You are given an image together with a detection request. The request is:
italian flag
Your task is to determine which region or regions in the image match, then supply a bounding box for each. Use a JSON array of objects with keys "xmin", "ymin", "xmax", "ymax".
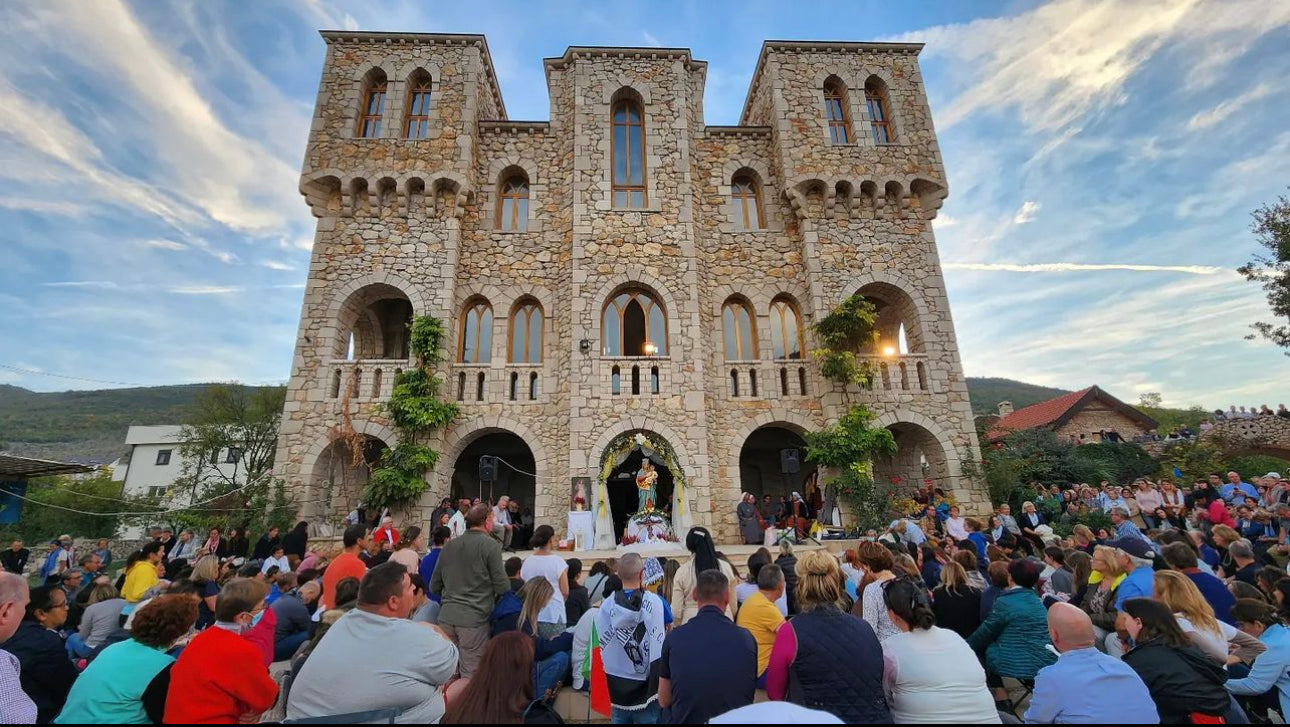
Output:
[{"xmin": 584, "ymin": 621, "xmax": 611, "ymax": 716}]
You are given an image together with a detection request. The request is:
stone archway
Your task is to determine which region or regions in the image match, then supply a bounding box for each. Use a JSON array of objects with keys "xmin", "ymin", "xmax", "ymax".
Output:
[
  {"xmin": 308, "ymin": 433, "xmax": 391, "ymax": 522},
  {"xmin": 450, "ymin": 431, "xmax": 538, "ymax": 548},
  {"xmin": 873, "ymin": 421, "xmax": 951, "ymax": 496},
  {"xmin": 591, "ymin": 428, "xmax": 692, "ymax": 548}
]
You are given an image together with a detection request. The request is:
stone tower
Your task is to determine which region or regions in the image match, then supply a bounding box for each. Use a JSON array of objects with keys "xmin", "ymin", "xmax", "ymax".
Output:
[{"xmin": 274, "ymin": 33, "xmax": 986, "ymax": 543}]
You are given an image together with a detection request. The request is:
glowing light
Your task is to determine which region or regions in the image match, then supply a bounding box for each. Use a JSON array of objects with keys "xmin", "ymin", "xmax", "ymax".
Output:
[
  {"xmin": 643, "ymin": 342, "xmax": 658, "ymax": 356},
  {"xmin": 882, "ymin": 346, "xmax": 897, "ymax": 356}
]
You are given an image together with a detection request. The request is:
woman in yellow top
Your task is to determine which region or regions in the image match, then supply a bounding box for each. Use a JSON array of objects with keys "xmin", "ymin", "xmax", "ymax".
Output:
[{"xmin": 121, "ymin": 541, "xmax": 166, "ymax": 603}]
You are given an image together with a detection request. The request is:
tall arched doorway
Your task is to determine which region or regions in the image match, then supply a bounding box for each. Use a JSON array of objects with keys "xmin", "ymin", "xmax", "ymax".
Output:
[
  {"xmin": 873, "ymin": 422, "xmax": 948, "ymax": 494},
  {"xmin": 739, "ymin": 425, "xmax": 817, "ymax": 518},
  {"xmin": 606, "ymin": 449, "xmax": 675, "ymax": 541},
  {"xmin": 450, "ymin": 431, "xmax": 537, "ymax": 525},
  {"xmin": 311, "ymin": 434, "xmax": 390, "ymax": 519}
]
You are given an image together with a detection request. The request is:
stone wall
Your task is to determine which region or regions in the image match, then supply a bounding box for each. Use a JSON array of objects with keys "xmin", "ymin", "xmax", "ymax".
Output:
[
  {"xmin": 1055, "ymin": 406, "xmax": 1150, "ymax": 443},
  {"xmin": 275, "ymin": 34, "xmax": 990, "ymax": 544}
]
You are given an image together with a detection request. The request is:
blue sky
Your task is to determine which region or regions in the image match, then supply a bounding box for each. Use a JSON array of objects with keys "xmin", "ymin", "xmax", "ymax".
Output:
[{"xmin": 1, "ymin": 0, "xmax": 1287, "ymax": 408}]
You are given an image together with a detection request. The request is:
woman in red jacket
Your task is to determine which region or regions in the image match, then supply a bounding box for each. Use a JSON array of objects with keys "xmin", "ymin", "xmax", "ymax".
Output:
[{"xmin": 164, "ymin": 579, "xmax": 279, "ymax": 723}]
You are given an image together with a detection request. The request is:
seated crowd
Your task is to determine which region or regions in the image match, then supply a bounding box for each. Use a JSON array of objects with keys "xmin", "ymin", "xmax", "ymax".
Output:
[{"xmin": 4, "ymin": 469, "xmax": 1290, "ymax": 723}]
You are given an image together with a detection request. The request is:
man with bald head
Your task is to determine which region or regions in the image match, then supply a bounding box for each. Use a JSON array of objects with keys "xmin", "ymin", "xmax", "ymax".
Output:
[
  {"xmin": 0, "ymin": 572, "xmax": 36, "ymax": 722},
  {"xmin": 1023, "ymin": 603, "xmax": 1158, "ymax": 724}
]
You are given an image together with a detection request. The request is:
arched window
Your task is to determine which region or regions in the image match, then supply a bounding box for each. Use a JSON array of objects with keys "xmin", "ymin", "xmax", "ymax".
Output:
[
  {"xmin": 602, "ymin": 288, "xmax": 667, "ymax": 356},
  {"xmin": 770, "ymin": 298, "xmax": 804, "ymax": 360},
  {"xmin": 611, "ymin": 95, "xmax": 646, "ymax": 208},
  {"xmin": 496, "ymin": 173, "xmax": 529, "ymax": 232},
  {"xmin": 722, "ymin": 299, "xmax": 756, "ymax": 361},
  {"xmin": 823, "ymin": 78, "xmax": 851, "ymax": 145},
  {"xmin": 865, "ymin": 77, "xmax": 893, "ymax": 145},
  {"xmin": 509, "ymin": 300, "xmax": 542, "ymax": 363},
  {"xmin": 458, "ymin": 299, "xmax": 493, "ymax": 363},
  {"xmin": 356, "ymin": 70, "xmax": 387, "ymax": 138},
  {"xmin": 732, "ymin": 173, "xmax": 764, "ymax": 231},
  {"xmin": 404, "ymin": 71, "xmax": 433, "ymax": 139}
]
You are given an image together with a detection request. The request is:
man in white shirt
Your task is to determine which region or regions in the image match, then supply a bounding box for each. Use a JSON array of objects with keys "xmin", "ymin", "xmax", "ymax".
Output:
[
  {"xmin": 446, "ymin": 499, "xmax": 469, "ymax": 538},
  {"xmin": 492, "ymin": 496, "xmax": 515, "ymax": 552},
  {"xmin": 261, "ymin": 544, "xmax": 291, "ymax": 575}
]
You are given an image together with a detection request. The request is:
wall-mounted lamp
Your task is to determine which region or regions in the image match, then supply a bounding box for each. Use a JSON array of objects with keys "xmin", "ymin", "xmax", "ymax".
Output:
[
  {"xmin": 579, "ymin": 339, "xmax": 592, "ymax": 354},
  {"xmin": 643, "ymin": 342, "xmax": 658, "ymax": 356},
  {"xmin": 882, "ymin": 346, "xmax": 897, "ymax": 357}
]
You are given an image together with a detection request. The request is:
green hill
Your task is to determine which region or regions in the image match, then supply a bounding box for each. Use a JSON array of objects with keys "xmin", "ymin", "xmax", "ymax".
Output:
[{"xmin": 0, "ymin": 377, "xmax": 1165, "ymax": 464}]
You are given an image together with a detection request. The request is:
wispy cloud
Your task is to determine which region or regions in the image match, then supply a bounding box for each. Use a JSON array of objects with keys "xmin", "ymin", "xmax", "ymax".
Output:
[
  {"xmin": 141, "ymin": 239, "xmax": 188, "ymax": 251},
  {"xmin": 1189, "ymin": 83, "xmax": 1273, "ymax": 129},
  {"xmin": 0, "ymin": 198, "xmax": 92, "ymax": 216},
  {"xmin": 641, "ymin": 30, "xmax": 662, "ymax": 47},
  {"xmin": 260, "ymin": 260, "xmax": 295, "ymax": 271},
  {"xmin": 169, "ymin": 286, "xmax": 242, "ymax": 295},
  {"xmin": 944, "ymin": 262, "xmax": 1229, "ymax": 275},
  {"xmin": 1012, "ymin": 201, "xmax": 1040, "ymax": 225}
]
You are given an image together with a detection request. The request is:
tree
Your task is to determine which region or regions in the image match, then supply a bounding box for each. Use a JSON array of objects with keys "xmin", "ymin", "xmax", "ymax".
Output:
[
  {"xmin": 804, "ymin": 405, "xmax": 898, "ymax": 531},
  {"xmin": 1239, "ymin": 190, "xmax": 1290, "ymax": 354},
  {"xmin": 1138, "ymin": 392, "xmax": 1163, "ymax": 409},
  {"xmin": 810, "ymin": 294, "xmax": 879, "ymax": 391},
  {"xmin": 0, "ymin": 469, "xmax": 154, "ymax": 544}
]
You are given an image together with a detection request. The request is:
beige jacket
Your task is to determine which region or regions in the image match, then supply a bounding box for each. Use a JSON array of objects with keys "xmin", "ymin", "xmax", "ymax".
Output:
[{"xmin": 670, "ymin": 559, "xmax": 738, "ymax": 625}]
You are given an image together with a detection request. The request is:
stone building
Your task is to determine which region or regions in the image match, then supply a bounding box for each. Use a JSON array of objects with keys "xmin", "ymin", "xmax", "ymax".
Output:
[
  {"xmin": 274, "ymin": 32, "xmax": 987, "ymax": 543},
  {"xmin": 987, "ymin": 386, "xmax": 1157, "ymax": 444}
]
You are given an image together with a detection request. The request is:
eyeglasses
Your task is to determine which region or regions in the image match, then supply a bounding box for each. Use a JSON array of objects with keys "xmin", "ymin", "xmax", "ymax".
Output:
[{"xmin": 49, "ymin": 602, "xmax": 69, "ymax": 610}]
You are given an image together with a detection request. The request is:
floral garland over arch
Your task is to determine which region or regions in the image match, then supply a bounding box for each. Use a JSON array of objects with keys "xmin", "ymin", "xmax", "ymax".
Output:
[{"xmin": 594, "ymin": 430, "xmax": 688, "ymax": 547}]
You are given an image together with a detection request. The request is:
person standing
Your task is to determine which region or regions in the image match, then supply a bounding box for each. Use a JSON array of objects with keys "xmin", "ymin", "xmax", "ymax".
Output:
[
  {"xmin": 281, "ymin": 521, "xmax": 310, "ymax": 570},
  {"xmin": 737, "ymin": 493, "xmax": 762, "ymax": 545},
  {"xmin": 597, "ymin": 553, "xmax": 670, "ymax": 724},
  {"xmin": 1023, "ymin": 603, "xmax": 1158, "ymax": 723},
  {"xmin": 1, "ymin": 540, "xmax": 29, "ymax": 576},
  {"xmin": 659, "ymin": 570, "xmax": 757, "ymax": 724},
  {"xmin": 670, "ymin": 527, "xmax": 737, "ymax": 625},
  {"xmin": 519, "ymin": 525, "xmax": 569, "ymax": 636},
  {"xmin": 288, "ymin": 563, "xmax": 459, "ymax": 723},
  {"xmin": 418, "ymin": 526, "xmax": 450, "ymax": 602},
  {"xmin": 0, "ymin": 573, "xmax": 35, "ymax": 723},
  {"xmin": 251, "ymin": 526, "xmax": 280, "ymax": 561},
  {"xmin": 430, "ymin": 504, "xmax": 510, "ymax": 678},
  {"xmin": 164, "ymin": 579, "xmax": 279, "ymax": 723},
  {"xmin": 448, "ymin": 499, "xmax": 470, "ymax": 538},
  {"xmin": 492, "ymin": 496, "xmax": 515, "ymax": 552},
  {"xmin": 320, "ymin": 525, "xmax": 369, "ymax": 611},
  {"xmin": 735, "ymin": 563, "xmax": 785, "ymax": 687}
]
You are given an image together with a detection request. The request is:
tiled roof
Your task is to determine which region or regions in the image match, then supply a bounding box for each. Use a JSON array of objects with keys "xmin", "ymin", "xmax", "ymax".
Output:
[{"xmin": 987, "ymin": 387, "xmax": 1095, "ymax": 441}]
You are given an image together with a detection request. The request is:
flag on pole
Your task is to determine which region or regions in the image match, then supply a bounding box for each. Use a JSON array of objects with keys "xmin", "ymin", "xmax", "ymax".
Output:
[{"xmin": 586, "ymin": 620, "xmax": 611, "ymax": 716}]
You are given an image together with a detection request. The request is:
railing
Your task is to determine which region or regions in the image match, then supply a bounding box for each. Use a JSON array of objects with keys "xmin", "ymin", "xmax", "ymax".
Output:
[
  {"xmin": 856, "ymin": 354, "xmax": 933, "ymax": 394},
  {"xmin": 725, "ymin": 360, "xmax": 812, "ymax": 400},
  {"xmin": 326, "ymin": 359, "xmax": 409, "ymax": 401},
  {"xmin": 449, "ymin": 363, "xmax": 547, "ymax": 404},
  {"xmin": 599, "ymin": 357, "xmax": 670, "ymax": 398}
]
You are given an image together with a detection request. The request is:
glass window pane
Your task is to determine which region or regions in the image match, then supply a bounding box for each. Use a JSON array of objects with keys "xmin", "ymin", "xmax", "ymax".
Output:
[
  {"xmin": 648, "ymin": 305, "xmax": 666, "ymax": 354},
  {"xmin": 613, "ymin": 190, "xmax": 626, "ymax": 207},
  {"xmin": 613, "ymin": 105, "xmax": 626, "ymax": 123},
  {"xmin": 786, "ymin": 310, "xmax": 801, "ymax": 359},
  {"xmin": 771, "ymin": 309, "xmax": 786, "ymax": 359},
  {"xmin": 510, "ymin": 315, "xmax": 523, "ymax": 362},
  {"xmin": 479, "ymin": 309, "xmax": 493, "ymax": 363},
  {"xmin": 628, "ymin": 126, "xmax": 643, "ymax": 184},
  {"xmin": 627, "ymin": 105, "xmax": 640, "ymax": 123},
  {"xmin": 603, "ymin": 308, "xmax": 620, "ymax": 355},
  {"xmin": 723, "ymin": 307, "xmax": 737, "ymax": 360},
  {"xmin": 516, "ymin": 198, "xmax": 528, "ymax": 231},
  {"xmin": 528, "ymin": 309, "xmax": 541, "ymax": 362},
  {"xmin": 462, "ymin": 313, "xmax": 477, "ymax": 362},
  {"xmin": 630, "ymin": 190, "xmax": 644, "ymax": 208},
  {"xmin": 738, "ymin": 308, "xmax": 754, "ymax": 359},
  {"xmin": 613, "ymin": 127, "xmax": 628, "ymax": 182},
  {"xmin": 500, "ymin": 198, "xmax": 514, "ymax": 231}
]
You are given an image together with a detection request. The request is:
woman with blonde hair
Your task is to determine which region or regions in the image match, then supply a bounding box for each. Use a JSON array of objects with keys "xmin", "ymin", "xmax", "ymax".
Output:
[
  {"xmin": 765, "ymin": 550, "xmax": 890, "ymax": 722},
  {"xmin": 190, "ymin": 555, "xmax": 222, "ymax": 629},
  {"xmin": 1079, "ymin": 545, "xmax": 1125, "ymax": 652},
  {"xmin": 932, "ymin": 560, "xmax": 982, "ymax": 640},
  {"xmin": 1211, "ymin": 524, "xmax": 1241, "ymax": 578},
  {"xmin": 513, "ymin": 577, "xmax": 574, "ymax": 697},
  {"xmin": 1154, "ymin": 570, "xmax": 1265, "ymax": 665},
  {"xmin": 1071, "ymin": 524, "xmax": 1096, "ymax": 554}
]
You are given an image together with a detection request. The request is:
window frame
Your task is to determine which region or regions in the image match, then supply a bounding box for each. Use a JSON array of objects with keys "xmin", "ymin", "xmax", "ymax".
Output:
[
  {"xmin": 458, "ymin": 299, "xmax": 494, "ymax": 364},
  {"xmin": 722, "ymin": 300, "xmax": 758, "ymax": 361},
  {"xmin": 356, "ymin": 76, "xmax": 387, "ymax": 139},
  {"xmin": 824, "ymin": 80, "xmax": 852, "ymax": 145},
  {"xmin": 770, "ymin": 298, "xmax": 805, "ymax": 361},
  {"xmin": 225, "ymin": 447, "xmax": 243, "ymax": 465},
  {"xmin": 496, "ymin": 174, "xmax": 530, "ymax": 232},
  {"xmin": 155, "ymin": 449, "xmax": 172, "ymax": 466},
  {"xmin": 610, "ymin": 98, "xmax": 648, "ymax": 208},
  {"xmin": 403, "ymin": 73, "xmax": 433, "ymax": 139},
  {"xmin": 865, "ymin": 81, "xmax": 894, "ymax": 145},
  {"xmin": 731, "ymin": 174, "xmax": 764, "ymax": 231},
  {"xmin": 601, "ymin": 289, "xmax": 668, "ymax": 357},
  {"xmin": 508, "ymin": 300, "xmax": 543, "ymax": 363}
]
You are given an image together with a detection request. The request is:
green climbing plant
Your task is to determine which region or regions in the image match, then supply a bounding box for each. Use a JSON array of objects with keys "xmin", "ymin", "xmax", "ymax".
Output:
[
  {"xmin": 810, "ymin": 293, "xmax": 879, "ymax": 388},
  {"xmin": 804, "ymin": 405, "xmax": 898, "ymax": 532},
  {"xmin": 364, "ymin": 315, "xmax": 460, "ymax": 511}
]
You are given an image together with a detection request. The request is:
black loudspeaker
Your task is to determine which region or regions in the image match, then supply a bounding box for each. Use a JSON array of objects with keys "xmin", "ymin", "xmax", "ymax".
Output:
[
  {"xmin": 478, "ymin": 455, "xmax": 498, "ymax": 481},
  {"xmin": 780, "ymin": 448, "xmax": 800, "ymax": 475}
]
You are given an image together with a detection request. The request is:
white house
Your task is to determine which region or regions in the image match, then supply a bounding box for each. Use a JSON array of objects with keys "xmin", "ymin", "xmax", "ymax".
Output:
[{"xmin": 113, "ymin": 425, "xmax": 248, "ymax": 536}]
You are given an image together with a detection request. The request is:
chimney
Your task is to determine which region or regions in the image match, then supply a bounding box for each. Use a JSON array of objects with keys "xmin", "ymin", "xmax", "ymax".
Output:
[{"xmin": 997, "ymin": 401, "xmax": 1014, "ymax": 417}]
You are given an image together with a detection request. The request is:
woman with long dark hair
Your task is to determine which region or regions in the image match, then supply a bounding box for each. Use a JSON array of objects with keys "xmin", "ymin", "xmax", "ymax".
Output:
[
  {"xmin": 443, "ymin": 631, "xmax": 560, "ymax": 724},
  {"xmin": 670, "ymin": 526, "xmax": 737, "ymax": 625},
  {"xmin": 1120, "ymin": 597, "xmax": 1230, "ymax": 723},
  {"xmin": 281, "ymin": 521, "xmax": 309, "ymax": 569},
  {"xmin": 883, "ymin": 576, "xmax": 997, "ymax": 723},
  {"xmin": 519, "ymin": 525, "xmax": 570, "ymax": 637}
]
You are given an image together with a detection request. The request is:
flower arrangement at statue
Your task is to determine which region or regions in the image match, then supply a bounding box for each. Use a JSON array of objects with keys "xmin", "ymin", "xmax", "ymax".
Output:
[{"xmin": 621, "ymin": 506, "xmax": 678, "ymax": 544}]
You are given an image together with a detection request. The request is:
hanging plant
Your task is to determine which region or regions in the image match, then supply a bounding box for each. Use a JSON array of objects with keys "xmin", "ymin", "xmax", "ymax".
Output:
[
  {"xmin": 364, "ymin": 315, "xmax": 459, "ymax": 512},
  {"xmin": 811, "ymin": 293, "xmax": 879, "ymax": 389}
]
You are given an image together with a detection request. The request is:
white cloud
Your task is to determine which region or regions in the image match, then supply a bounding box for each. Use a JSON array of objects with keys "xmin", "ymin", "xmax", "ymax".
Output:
[
  {"xmin": 141, "ymin": 239, "xmax": 188, "ymax": 251},
  {"xmin": 260, "ymin": 260, "xmax": 296, "ymax": 271},
  {"xmin": 41, "ymin": 281, "xmax": 125, "ymax": 290},
  {"xmin": 168, "ymin": 286, "xmax": 243, "ymax": 295},
  {"xmin": 1012, "ymin": 201, "xmax": 1040, "ymax": 225},
  {"xmin": 1188, "ymin": 83, "xmax": 1273, "ymax": 129},
  {"xmin": 944, "ymin": 262, "xmax": 1228, "ymax": 275},
  {"xmin": 0, "ymin": 198, "xmax": 91, "ymax": 216}
]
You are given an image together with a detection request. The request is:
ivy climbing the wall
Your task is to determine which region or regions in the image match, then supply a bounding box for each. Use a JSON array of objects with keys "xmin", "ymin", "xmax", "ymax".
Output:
[
  {"xmin": 811, "ymin": 293, "xmax": 880, "ymax": 390},
  {"xmin": 364, "ymin": 315, "xmax": 460, "ymax": 511}
]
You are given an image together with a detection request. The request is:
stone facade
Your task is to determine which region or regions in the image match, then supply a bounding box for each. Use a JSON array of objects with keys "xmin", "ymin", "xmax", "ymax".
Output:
[
  {"xmin": 1055, "ymin": 406, "xmax": 1151, "ymax": 443},
  {"xmin": 274, "ymin": 33, "xmax": 987, "ymax": 543}
]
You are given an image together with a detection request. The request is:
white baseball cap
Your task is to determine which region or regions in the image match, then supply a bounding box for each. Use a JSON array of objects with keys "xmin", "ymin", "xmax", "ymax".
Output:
[{"xmin": 1267, "ymin": 472, "xmax": 1283, "ymax": 480}]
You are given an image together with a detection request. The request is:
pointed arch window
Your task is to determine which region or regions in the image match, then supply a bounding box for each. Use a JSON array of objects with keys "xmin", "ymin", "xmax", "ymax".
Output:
[
  {"xmin": 824, "ymin": 78, "xmax": 851, "ymax": 145},
  {"xmin": 404, "ymin": 71, "xmax": 433, "ymax": 139},
  {"xmin": 865, "ymin": 77, "xmax": 893, "ymax": 145},
  {"xmin": 602, "ymin": 289, "xmax": 667, "ymax": 356},
  {"xmin": 496, "ymin": 173, "xmax": 529, "ymax": 232},
  {"xmin": 611, "ymin": 97, "xmax": 647, "ymax": 208},
  {"xmin": 356, "ymin": 70, "xmax": 387, "ymax": 138},
  {"xmin": 509, "ymin": 300, "xmax": 542, "ymax": 363},
  {"xmin": 722, "ymin": 300, "xmax": 757, "ymax": 361},
  {"xmin": 770, "ymin": 298, "xmax": 804, "ymax": 360},
  {"xmin": 458, "ymin": 299, "xmax": 493, "ymax": 363},
  {"xmin": 732, "ymin": 173, "xmax": 764, "ymax": 231}
]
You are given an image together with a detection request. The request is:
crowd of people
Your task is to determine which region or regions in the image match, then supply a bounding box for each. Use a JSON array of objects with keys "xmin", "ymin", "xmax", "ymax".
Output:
[{"xmin": 2, "ymin": 468, "xmax": 1290, "ymax": 723}]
